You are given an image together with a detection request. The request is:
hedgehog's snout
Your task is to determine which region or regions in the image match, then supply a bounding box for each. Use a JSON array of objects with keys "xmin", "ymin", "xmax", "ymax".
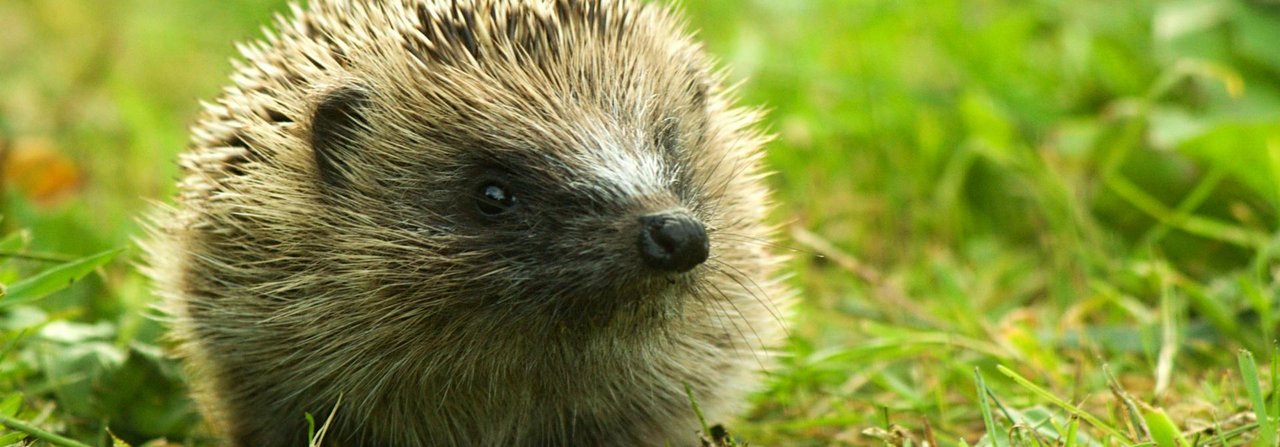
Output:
[{"xmin": 636, "ymin": 210, "xmax": 709, "ymax": 273}]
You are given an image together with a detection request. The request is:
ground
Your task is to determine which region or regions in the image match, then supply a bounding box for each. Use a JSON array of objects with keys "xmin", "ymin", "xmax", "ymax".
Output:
[{"xmin": 1, "ymin": 0, "xmax": 1279, "ymax": 445}]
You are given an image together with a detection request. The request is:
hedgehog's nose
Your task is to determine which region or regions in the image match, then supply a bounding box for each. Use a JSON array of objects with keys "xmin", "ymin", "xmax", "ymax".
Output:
[{"xmin": 637, "ymin": 211, "xmax": 709, "ymax": 273}]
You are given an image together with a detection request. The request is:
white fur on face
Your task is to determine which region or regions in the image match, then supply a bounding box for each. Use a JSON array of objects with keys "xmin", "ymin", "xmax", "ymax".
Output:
[{"xmin": 582, "ymin": 138, "xmax": 667, "ymax": 203}]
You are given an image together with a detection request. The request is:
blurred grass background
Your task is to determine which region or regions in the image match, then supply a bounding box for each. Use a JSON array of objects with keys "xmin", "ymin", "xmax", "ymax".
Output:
[{"xmin": 1, "ymin": 0, "xmax": 1280, "ymax": 445}]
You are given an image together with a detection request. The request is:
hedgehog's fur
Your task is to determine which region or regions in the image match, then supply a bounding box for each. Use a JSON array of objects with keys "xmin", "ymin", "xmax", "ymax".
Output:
[{"xmin": 144, "ymin": 0, "xmax": 790, "ymax": 445}]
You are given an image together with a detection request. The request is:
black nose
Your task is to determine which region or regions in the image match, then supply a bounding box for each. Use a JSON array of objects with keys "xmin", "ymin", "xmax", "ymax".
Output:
[{"xmin": 637, "ymin": 211, "xmax": 709, "ymax": 273}]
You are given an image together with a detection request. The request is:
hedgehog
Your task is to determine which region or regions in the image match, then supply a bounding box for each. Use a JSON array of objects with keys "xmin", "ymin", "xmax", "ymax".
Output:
[{"xmin": 143, "ymin": 0, "xmax": 790, "ymax": 445}]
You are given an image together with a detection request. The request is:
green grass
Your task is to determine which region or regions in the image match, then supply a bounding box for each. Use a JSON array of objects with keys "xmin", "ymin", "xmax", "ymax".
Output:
[{"xmin": 2, "ymin": 0, "xmax": 1280, "ymax": 445}]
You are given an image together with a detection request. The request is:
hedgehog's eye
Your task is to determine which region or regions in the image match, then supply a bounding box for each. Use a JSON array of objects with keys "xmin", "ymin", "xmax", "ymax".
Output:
[{"xmin": 476, "ymin": 180, "xmax": 517, "ymax": 216}]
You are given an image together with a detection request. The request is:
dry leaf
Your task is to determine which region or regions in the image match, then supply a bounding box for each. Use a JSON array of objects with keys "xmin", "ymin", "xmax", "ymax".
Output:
[{"xmin": 2, "ymin": 136, "xmax": 82, "ymax": 205}]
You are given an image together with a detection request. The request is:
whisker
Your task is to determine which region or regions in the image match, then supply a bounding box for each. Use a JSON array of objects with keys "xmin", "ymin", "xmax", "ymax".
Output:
[
  {"xmin": 697, "ymin": 280, "xmax": 768, "ymax": 371},
  {"xmin": 708, "ymin": 258, "xmax": 790, "ymax": 338},
  {"xmin": 693, "ymin": 282, "xmax": 746, "ymax": 350},
  {"xmin": 715, "ymin": 232, "xmax": 820, "ymax": 256},
  {"xmin": 693, "ymin": 142, "xmax": 737, "ymax": 205},
  {"xmin": 703, "ymin": 153, "xmax": 754, "ymax": 218}
]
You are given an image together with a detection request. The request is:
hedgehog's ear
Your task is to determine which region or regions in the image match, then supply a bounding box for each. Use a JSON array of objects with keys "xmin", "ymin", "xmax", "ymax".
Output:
[{"xmin": 311, "ymin": 86, "xmax": 371, "ymax": 187}]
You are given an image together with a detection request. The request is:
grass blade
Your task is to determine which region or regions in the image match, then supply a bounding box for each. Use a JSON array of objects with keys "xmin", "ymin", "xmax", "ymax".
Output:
[
  {"xmin": 1271, "ymin": 344, "xmax": 1279, "ymax": 421},
  {"xmin": 1065, "ymin": 416, "xmax": 1079, "ymax": 447},
  {"xmin": 974, "ymin": 368, "xmax": 1002, "ymax": 446},
  {"xmin": 1141, "ymin": 406, "xmax": 1188, "ymax": 447},
  {"xmin": 0, "ymin": 248, "xmax": 122, "ymax": 307},
  {"xmin": 0, "ymin": 413, "xmax": 92, "ymax": 447},
  {"xmin": 1240, "ymin": 349, "xmax": 1277, "ymax": 447},
  {"xmin": 996, "ymin": 365, "xmax": 1131, "ymax": 443}
]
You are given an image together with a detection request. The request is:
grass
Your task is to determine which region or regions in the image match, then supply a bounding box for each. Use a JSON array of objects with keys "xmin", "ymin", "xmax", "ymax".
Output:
[{"xmin": 2, "ymin": 0, "xmax": 1280, "ymax": 445}]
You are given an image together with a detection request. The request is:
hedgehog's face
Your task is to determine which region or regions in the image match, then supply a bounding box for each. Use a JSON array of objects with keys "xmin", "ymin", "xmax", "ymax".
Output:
[{"xmin": 304, "ymin": 67, "xmax": 749, "ymax": 327}]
